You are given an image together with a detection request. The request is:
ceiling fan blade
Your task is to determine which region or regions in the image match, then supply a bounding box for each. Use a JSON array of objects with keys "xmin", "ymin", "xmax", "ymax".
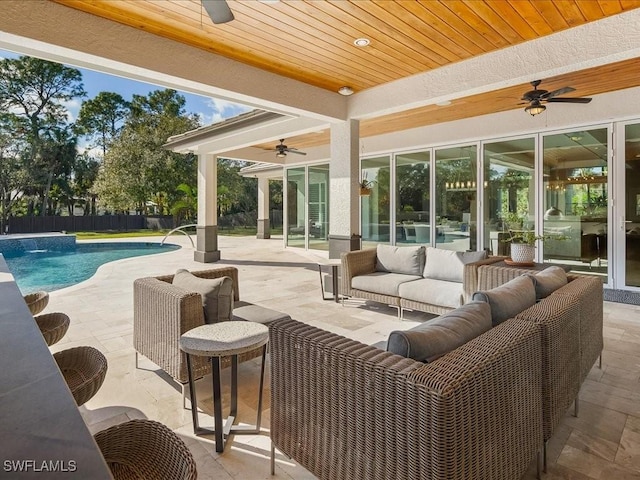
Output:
[
  {"xmin": 202, "ymin": 0, "xmax": 234, "ymax": 24},
  {"xmin": 287, "ymin": 150, "xmax": 307, "ymax": 155},
  {"xmin": 540, "ymin": 86, "xmax": 575, "ymax": 100},
  {"xmin": 547, "ymin": 97, "xmax": 592, "ymax": 104}
]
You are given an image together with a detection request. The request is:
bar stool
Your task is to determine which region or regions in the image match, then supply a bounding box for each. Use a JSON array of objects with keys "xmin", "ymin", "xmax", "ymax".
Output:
[
  {"xmin": 94, "ymin": 419, "xmax": 197, "ymax": 480},
  {"xmin": 34, "ymin": 312, "xmax": 70, "ymax": 346},
  {"xmin": 180, "ymin": 321, "xmax": 268, "ymax": 453},
  {"xmin": 53, "ymin": 346, "xmax": 108, "ymax": 407},
  {"xmin": 23, "ymin": 291, "xmax": 49, "ymax": 315}
]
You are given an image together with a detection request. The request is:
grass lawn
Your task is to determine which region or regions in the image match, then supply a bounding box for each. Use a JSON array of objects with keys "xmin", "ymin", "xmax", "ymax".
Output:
[{"xmin": 73, "ymin": 226, "xmax": 282, "ymax": 240}]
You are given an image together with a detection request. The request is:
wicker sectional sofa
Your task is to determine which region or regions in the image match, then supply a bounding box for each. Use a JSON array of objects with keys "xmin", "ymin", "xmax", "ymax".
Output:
[
  {"xmin": 270, "ymin": 266, "xmax": 602, "ymax": 479},
  {"xmin": 340, "ymin": 245, "xmax": 503, "ymax": 317}
]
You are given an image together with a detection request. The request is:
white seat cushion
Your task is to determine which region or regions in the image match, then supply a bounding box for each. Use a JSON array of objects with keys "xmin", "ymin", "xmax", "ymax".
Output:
[
  {"xmin": 398, "ymin": 278, "xmax": 464, "ymax": 309},
  {"xmin": 352, "ymin": 272, "xmax": 422, "ymax": 297}
]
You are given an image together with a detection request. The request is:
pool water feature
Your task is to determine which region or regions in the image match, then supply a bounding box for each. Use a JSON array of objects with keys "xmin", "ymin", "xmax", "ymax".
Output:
[{"xmin": 3, "ymin": 242, "xmax": 180, "ymax": 294}]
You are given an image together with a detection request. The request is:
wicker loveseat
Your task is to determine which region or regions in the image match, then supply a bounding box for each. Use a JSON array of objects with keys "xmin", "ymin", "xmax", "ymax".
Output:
[
  {"xmin": 133, "ymin": 267, "xmax": 286, "ymax": 386},
  {"xmin": 340, "ymin": 245, "xmax": 503, "ymax": 317}
]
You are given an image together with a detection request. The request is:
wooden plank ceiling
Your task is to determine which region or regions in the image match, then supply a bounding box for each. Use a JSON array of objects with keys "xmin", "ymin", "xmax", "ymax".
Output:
[
  {"xmin": 53, "ymin": 0, "xmax": 640, "ymax": 95},
  {"xmin": 53, "ymin": 0, "xmax": 640, "ymax": 151}
]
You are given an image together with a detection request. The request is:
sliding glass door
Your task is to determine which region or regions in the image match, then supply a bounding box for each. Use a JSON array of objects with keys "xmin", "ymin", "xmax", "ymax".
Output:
[
  {"xmin": 286, "ymin": 167, "xmax": 306, "ymax": 248},
  {"xmin": 623, "ymin": 122, "xmax": 640, "ymax": 287},
  {"xmin": 434, "ymin": 145, "xmax": 477, "ymax": 251},
  {"xmin": 483, "ymin": 137, "xmax": 536, "ymax": 256},
  {"xmin": 542, "ymin": 128, "xmax": 608, "ymax": 279},
  {"xmin": 361, "ymin": 156, "xmax": 391, "ymax": 248},
  {"xmin": 395, "ymin": 151, "xmax": 430, "ymax": 245}
]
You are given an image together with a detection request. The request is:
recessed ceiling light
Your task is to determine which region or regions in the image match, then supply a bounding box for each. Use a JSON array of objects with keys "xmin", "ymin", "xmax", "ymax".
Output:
[
  {"xmin": 436, "ymin": 100, "xmax": 452, "ymax": 106},
  {"xmin": 354, "ymin": 38, "xmax": 370, "ymax": 47},
  {"xmin": 338, "ymin": 86, "xmax": 354, "ymax": 96}
]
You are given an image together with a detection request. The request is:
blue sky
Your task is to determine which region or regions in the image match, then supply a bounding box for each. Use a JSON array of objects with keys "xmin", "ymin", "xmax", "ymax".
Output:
[{"xmin": 0, "ymin": 48, "xmax": 250, "ymax": 127}]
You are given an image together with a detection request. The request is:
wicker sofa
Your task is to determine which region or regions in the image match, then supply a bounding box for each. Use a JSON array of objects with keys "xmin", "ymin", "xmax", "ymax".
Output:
[
  {"xmin": 340, "ymin": 245, "xmax": 503, "ymax": 317},
  {"xmin": 270, "ymin": 316, "xmax": 544, "ymax": 480},
  {"xmin": 133, "ymin": 267, "xmax": 287, "ymax": 386}
]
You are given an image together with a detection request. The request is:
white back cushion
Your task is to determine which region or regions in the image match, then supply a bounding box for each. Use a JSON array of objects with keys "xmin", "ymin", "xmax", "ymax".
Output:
[
  {"xmin": 423, "ymin": 247, "xmax": 487, "ymax": 283},
  {"xmin": 375, "ymin": 244, "xmax": 425, "ymax": 275}
]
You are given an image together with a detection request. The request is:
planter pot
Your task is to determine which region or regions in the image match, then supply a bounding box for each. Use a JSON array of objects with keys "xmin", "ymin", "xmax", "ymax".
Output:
[
  {"xmin": 359, "ymin": 187, "xmax": 372, "ymax": 196},
  {"xmin": 510, "ymin": 243, "xmax": 535, "ymax": 264}
]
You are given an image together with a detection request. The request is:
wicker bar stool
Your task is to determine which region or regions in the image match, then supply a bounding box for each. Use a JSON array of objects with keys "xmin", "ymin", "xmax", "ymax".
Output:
[
  {"xmin": 23, "ymin": 291, "xmax": 49, "ymax": 315},
  {"xmin": 34, "ymin": 312, "xmax": 70, "ymax": 346},
  {"xmin": 53, "ymin": 346, "xmax": 108, "ymax": 407},
  {"xmin": 94, "ymin": 419, "xmax": 197, "ymax": 480}
]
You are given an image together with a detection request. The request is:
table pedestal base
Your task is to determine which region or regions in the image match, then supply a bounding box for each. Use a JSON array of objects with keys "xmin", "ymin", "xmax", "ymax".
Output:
[{"xmin": 185, "ymin": 345, "xmax": 267, "ymax": 452}]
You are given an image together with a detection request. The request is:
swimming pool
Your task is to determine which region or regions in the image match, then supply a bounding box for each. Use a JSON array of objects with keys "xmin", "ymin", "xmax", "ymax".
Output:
[{"xmin": 4, "ymin": 242, "xmax": 180, "ymax": 294}]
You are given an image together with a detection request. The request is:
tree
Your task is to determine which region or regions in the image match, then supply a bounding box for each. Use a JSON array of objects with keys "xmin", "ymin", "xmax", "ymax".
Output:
[
  {"xmin": 0, "ymin": 56, "xmax": 85, "ymax": 216},
  {"xmin": 76, "ymin": 92, "xmax": 129, "ymax": 156},
  {"xmin": 170, "ymin": 183, "xmax": 197, "ymax": 225},
  {"xmin": 0, "ymin": 116, "xmax": 28, "ymax": 233},
  {"xmin": 94, "ymin": 89, "xmax": 199, "ymax": 213}
]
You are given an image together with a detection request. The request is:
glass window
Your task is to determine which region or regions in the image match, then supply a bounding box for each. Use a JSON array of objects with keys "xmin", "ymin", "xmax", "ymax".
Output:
[
  {"xmin": 361, "ymin": 156, "xmax": 391, "ymax": 248},
  {"xmin": 286, "ymin": 167, "xmax": 306, "ymax": 248},
  {"xmin": 396, "ymin": 151, "xmax": 430, "ymax": 245},
  {"xmin": 435, "ymin": 145, "xmax": 477, "ymax": 251},
  {"xmin": 542, "ymin": 128, "xmax": 608, "ymax": 279},
  {"xmin": 483, "ymin": 138, "xmax": 535, "ymax": 256}
]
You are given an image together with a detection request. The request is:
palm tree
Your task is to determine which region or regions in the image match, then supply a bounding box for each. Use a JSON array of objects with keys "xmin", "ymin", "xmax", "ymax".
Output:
[{"xmin": 170, "ymin": 183, "xmax": 196, "ymax": 225}]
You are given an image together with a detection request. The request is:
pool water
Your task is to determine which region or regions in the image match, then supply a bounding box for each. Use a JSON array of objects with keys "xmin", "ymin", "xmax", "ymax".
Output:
[{"xmin": 5, "ymin": 242, "xmax": 180, "ymax": 294}]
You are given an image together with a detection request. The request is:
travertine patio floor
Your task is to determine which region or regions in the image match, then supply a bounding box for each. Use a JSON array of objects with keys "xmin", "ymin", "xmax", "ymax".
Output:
[{"xmin": 44, "ymin": 235, "xmax": 640, "ymax": 479}]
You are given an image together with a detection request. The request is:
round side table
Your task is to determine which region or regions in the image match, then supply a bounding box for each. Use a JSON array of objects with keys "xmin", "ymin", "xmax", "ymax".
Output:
[{"xmin": 179, "ymin": 321, "xmax": 269, "ymax": 453}]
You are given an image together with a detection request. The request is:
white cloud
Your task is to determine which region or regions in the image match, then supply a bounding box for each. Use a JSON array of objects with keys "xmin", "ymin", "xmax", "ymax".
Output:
[
  {"xmin": 62, "ymin": 98, "xmax": 82, "ymax": 123},
  {"xmin": 202, "ymin": 98, "xmax": 251, "ymax": 125}
]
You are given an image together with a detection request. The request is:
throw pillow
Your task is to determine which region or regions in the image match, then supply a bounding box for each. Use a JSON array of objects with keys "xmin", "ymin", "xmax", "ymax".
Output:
[
  {"xmin": 386, "ymin": 301, "xmax": 492, "ymax": 362},
  {"xmin": 423, "ymin": 247, "xmax": 487, "ymax": 283},
  {"xmin": 472, "ymin": 275, "xmax": 536, "ymax": 326},
  {"xmin": 375, "ymin": 244, "xmax": 425, "ymax": 276},
  {"xmin": 172, "ymin": 269, "xmax": 233, "ymax": 324},
  {"xmin": 526, "ymin": 266, "xmax": 568, "ymax": 300}
]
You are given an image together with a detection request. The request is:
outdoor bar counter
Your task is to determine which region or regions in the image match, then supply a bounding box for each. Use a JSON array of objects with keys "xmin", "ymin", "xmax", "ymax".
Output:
[{"xmin": 0, "ymin": 255, "xmax": 112, "ymax": 478}]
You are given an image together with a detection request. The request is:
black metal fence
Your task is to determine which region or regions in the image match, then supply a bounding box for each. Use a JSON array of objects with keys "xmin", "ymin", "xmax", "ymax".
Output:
[
  {"xmin": 7, "ymin": 215, "xmax": 175, "ymax": 234},
  {"xmin": 6, "ymin": 210, "xmax": 283, "ymax": 234}
]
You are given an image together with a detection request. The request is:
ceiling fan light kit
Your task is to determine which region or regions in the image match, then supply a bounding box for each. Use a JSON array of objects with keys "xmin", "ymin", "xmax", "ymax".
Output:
[
  {"xmin": 521, "ymin": 79, "xmax": 591, "ymax": 116},
  {"xmin": 272, "ymin": 139, "xmax": 307, "ymax": 158},
  {"xmin": 525, "ymin": 100, "xmax": 546, "ymax": 116}
]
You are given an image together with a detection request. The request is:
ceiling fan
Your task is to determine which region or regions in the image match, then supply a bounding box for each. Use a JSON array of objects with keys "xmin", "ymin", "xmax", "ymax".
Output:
[
  {"xmin": 272, "ymin": 139, "xmax": 307, "ymax": 158},
  {"xmin": 521, "ymin": 80, "xmax": 592, "ymax": 116},
  {"xmin": 202, "ymin": 0, "xmax": 234, "ymax": 24}
]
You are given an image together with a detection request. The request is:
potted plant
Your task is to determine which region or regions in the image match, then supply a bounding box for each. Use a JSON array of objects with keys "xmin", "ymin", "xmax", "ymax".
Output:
[
  {"xmin": 359, "ymin": 176, "xmax": 373, "ymax": 196},
  {"xmin": 509, "ymin": 230, "xmax": 545, "ymax": 264}
]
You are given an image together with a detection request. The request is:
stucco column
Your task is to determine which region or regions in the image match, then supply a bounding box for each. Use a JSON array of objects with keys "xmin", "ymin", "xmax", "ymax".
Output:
[
  {"xmin": 328, "ymin": 119, "xmax": 361, "ymax": 258},
  {"xmin": 195, "ymin": 153, "xmax": 220, "ymax": 262},
  {"xmin": 257, "ymin": 176, "xmax": 270, "ymax": 239}
]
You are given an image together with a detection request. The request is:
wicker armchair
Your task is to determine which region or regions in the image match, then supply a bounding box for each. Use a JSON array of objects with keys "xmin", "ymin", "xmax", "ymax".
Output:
[
  {"xmin": 133, "ymin": 267, "xmax": 264, "ymax": 385},
  {"xmin": 23, "ymin": 291, "xmax": 49, "ymax": 315},
  {"xmin": 94, "ymin": 419, "xmax": 197, "ymax": 480},
  {"xmin": 34, "ymin": 312, "xmax": 70, "ymax": 346},
  {"xmin": 54, "ymin": 346, "xmax": 108, "ymax": 407}
]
